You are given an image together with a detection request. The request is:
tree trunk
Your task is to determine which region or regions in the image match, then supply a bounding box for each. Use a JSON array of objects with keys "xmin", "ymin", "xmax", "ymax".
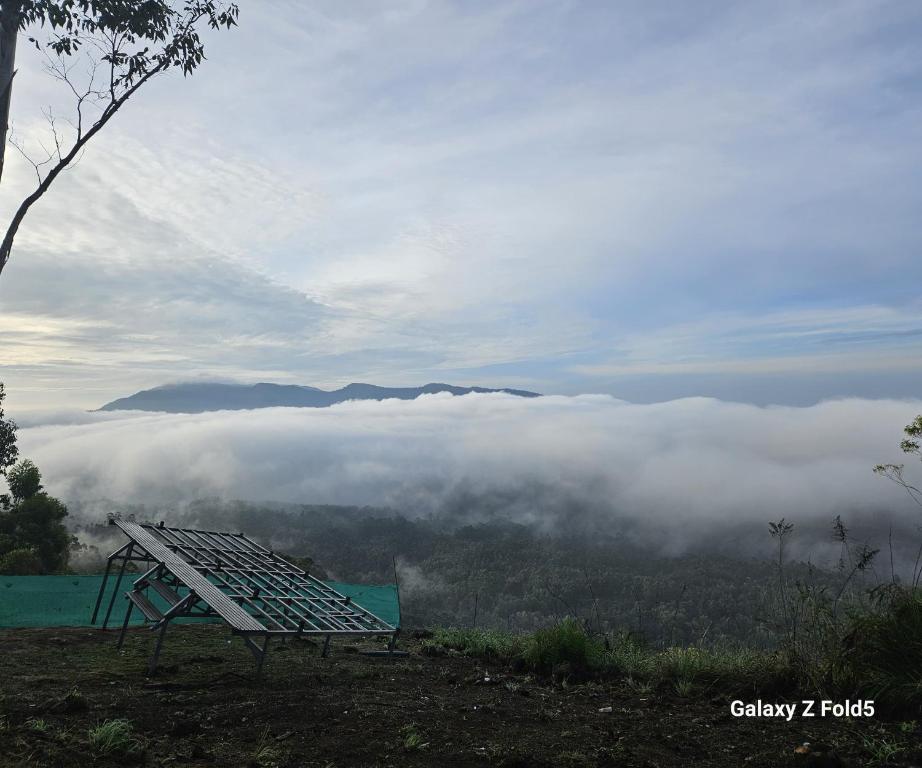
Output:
[{"xmin": 0, "ymin": 1, "xmax": 20, "ymax": 185}]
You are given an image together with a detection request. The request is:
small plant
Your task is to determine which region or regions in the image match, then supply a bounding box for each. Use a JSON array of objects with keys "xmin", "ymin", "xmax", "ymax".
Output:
[
  {"xmin": 861, "ymin": 734, "xmax": 907, "ymax": 765},
  {"xmin": 26, "ymin": 718, "xmax": 49, "ymax": 732},
  {"xmin": 673, "ymin": 676, "xmax": 694, "ymax": 697},
  {"xmin": 250, "ymin": 725, "xmax": 283, "ymax": 767},
  {"xmin": 400, "ymin": 723, "xmax": 429, "ymax": 752},
  {"xmin": 88, "ymin": 718, "xmax": 142, "ymax": 756},
  {"xmin": 899, "ymin": 721, "xmax": 917, "ymax": 734},
  {"xmin": 61, "ymin": 687, "xmax": 88, "ymax": 713}
]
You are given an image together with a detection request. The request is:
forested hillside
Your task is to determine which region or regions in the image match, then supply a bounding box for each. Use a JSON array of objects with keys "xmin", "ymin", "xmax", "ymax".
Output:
[{"xmin": 71, "ymin": 500, "xmax": 871, "ymax": 649}]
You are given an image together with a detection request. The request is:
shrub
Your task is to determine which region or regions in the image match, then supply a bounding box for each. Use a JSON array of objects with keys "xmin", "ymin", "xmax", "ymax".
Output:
[
  {"xmin": 522, "ymin": 618, "xmax": 604, "ymax": 675},
  {"xmin": 0, "ymin": 547, "xmax": 42, "ymax": 575},
  {"xmin": 88, "ymin": 719, "xmax": 142, "ymax": 756},
  {"xmin": 838, "ymin": 588, "xmax": 922, "ymax": 711},
  {"xmin": 607, "ymin": 631, "xmax": 656, "ymax": 679}
]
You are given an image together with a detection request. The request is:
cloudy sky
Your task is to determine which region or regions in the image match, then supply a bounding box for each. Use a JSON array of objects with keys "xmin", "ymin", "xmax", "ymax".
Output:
[{"xmin": 1, "ymin": 0, "xmax": 921, "ymax": 411}]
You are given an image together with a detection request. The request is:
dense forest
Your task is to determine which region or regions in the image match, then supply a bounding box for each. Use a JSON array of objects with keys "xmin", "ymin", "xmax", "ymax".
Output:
[{"xmin": 69, "ymin": 499, "xmax": 886, "ymax": 649}]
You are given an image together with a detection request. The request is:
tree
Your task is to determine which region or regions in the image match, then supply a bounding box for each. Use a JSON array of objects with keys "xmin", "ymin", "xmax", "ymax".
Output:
[
  {"xmin": 7, "ymin": 456, "xmax": 40, "ymax": 499},
  {"xmin": 0, "ymin": 0, "xmax": 239, "ymax": 279},
  {"xmin": 0, "ymin": 388, "xmax": 73, "ymax": 573},
  {"xmin": 0, "ymin": 382, "xmax": 17, "ymax": 480},
  {"xmin": 0, "ymin": 458, "xmax": 73, "ymax": 573},
  {"xmin": 874, "ymin": 415, "xmax": 922, "ymax": 508}
]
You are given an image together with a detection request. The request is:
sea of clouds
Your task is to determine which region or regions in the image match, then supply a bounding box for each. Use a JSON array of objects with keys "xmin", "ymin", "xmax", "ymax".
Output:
[{"xmin": 12, "ymin": 393, "xmax": 920, "ymax": 553}]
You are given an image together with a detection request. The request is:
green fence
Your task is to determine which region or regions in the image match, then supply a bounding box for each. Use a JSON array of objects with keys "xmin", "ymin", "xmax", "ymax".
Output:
[{"xmin": 0, "ymin": 575, "xmax": 400, "ymax": 629}]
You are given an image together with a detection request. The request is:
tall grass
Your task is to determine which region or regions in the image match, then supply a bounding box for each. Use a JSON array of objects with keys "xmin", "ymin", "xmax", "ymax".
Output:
[
  {"xmin": 837, "ymin": 587, "xmax": 922, "ymax": 710},
  {"xmin": 424, "ymin": 627, "xmax": 524, "ymax": 662},
  {"xmin": 424, "ymin": 620, "xmax": 785, "ymax": 693},
  {"xmin": 768, "ymin": 514, "xmax": 922, "ymax": 712},
  {"xmin": 522, "ymin": 618, "xmax": 603, "ymax": 675},
  {"xmin": 87, "ymin": 719, "xmax": 143, "ymax": 756}
]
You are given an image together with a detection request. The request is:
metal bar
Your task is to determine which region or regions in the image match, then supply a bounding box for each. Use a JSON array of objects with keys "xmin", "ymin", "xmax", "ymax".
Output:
[
  {"xmin": 148, "ymin": 619, "xmax": 170, "ymax": 675},
  {"xmin": 255, "ymin": 635, "xmax": 270, "ymax": 680},
  {"xmin": 116, "ymin": 597, "xmax": 134, "ymax": 649},
  {"xmin": 90, "ymin": 543, "xmax": 124, "ymax": 624},
  {"xmin": 190, "ymin": 529, "xmax": 326, "ymax": 632},
  {"xmin": 132, "ymin": 561, "xmax": 163, "ymax": 589},
  {"xmin": 105, "ymin": 517, "xmax": 397, "ymax": 680},
  {"xmin": 102, "ymin": 542, "xmax": 134, "ymax": 629},
  {"xmin": 112, "ymin": 520, "xmax": 266, "ymax": 632},
  {"xmin": 150, "ymin": 591, "xmax": 198, "ymax": 629},
  {"xmin": 156, "ymin": 525, "xmax": 296, "ymax": 631},
  {"xmin": 155, "ymin": 524, "xmax": 386, "ymax": 631}
]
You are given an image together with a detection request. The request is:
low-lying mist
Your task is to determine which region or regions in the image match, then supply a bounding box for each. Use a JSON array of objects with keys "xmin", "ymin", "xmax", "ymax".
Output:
[{"xmin": 14, "ymin": 393, "xmax": 921, "ymax": 565}]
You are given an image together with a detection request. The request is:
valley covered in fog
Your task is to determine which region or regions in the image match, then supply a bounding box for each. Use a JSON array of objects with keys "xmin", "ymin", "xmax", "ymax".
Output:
[{"xmin": 18, "ymin": 391, "xmax": 921, "ymax": 644}]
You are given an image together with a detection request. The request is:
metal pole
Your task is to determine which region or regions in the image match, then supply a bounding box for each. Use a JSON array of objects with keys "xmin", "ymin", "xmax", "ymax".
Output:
[
  {"xmin": 90, "ymin": 543, "xmax": 128, "ymax": 624},
  {"xmin": 148, "ymin": 619, "xmax": 170, "ymax": 675},
  {"xmin": 116, "ymin": 598, "xmax": 134, "ymax": 650},
  {"xmin": 255, "ymin": 636, "xmax": 270, "ymax": 680},
  {"xmin": 102, "ymin": 542, "xmax": 134, "ymax": 629},
  {"xmin": 392, "ymin": 555, "xmax": 402, "ymax": 631}
]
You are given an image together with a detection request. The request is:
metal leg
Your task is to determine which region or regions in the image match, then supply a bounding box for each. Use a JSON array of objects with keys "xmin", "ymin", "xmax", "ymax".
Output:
[
  {"xmin": 255, "ymin": 636, "xmax": 270, "ymax": 680},
  {"xmin": 102, "ymin": 542, "xmax": 134, "ymax": 629},
  {"xmin": 387, "ymin": 628, "xmax": 400, "ymax": 653},
  {"xmin": 116, "ymin": 598, "xmax": 134, "ymax": 650},
  {"xmin": 91, "ymin": 546, "xmax": 123, "ymax": 624},
  {"xmin": 148, "ymin": 619, "xmax": 170, "ymax": 675},
  {"xmin": 321, "ymin": 634, "xmax": 331, "ymax": 658}
]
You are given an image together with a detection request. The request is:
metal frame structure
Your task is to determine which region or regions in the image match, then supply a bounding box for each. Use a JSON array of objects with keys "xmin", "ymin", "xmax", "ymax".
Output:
[{"xmin": 92, "ymin": 517, "xmax": 398, "ymax": 676}]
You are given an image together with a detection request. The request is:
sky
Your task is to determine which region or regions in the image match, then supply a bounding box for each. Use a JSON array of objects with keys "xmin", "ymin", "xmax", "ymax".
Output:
[{"xmin": 1, "ymin": 0, "xmax": 921, "ymax": 411}]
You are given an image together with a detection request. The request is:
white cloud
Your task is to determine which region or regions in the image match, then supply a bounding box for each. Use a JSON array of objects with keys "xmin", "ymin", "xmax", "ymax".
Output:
[{"xmin": 16, "ymin": 394, "xmax": 922, "ymax": 554}]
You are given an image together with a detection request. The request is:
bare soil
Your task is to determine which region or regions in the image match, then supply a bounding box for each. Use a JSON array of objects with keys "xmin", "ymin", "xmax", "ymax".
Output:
[{"xmin": 0, "ymin": 626, "xmax": 918, "ymax": 767}]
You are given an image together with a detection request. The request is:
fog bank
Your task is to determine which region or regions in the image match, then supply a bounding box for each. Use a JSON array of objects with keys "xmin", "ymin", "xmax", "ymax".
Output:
[{"xmin": 14, "ymin": 394, "xmax": 920, "ymax": 550}]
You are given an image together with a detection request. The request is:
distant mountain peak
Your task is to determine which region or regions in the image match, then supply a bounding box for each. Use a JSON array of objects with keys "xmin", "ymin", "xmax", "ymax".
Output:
[{"xmin": 98, "ymin": 381, "xmax": 540, "ymax": 414}]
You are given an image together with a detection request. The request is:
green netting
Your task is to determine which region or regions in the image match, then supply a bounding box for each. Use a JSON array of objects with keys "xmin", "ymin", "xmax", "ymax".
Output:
[{"xmin": 0, "ymin": 575, "xmax": 400, "ymax": 629}]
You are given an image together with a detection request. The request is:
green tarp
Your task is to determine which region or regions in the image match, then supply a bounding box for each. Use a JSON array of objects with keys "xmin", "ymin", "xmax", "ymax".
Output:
[{"xmin": 0, "ymin": 575, "xmax": 400, "ymax": 629}]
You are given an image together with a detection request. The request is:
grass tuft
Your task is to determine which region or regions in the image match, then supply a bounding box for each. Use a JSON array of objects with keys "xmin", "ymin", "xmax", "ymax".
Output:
[
  {"xmin": 88, "ymin": 718, "xmax": 142, "ymax": 756},
  {"xmin": 422, "ymin": 627, "xmax": 524, "ymax": 661},
  {"xmin": 522, "ymin": 618, "xmax": 603, "ymax": 675},
  {"xmin": 26, "ymin": 718, "xmax": 50, "ymax": 733},
  {"xmin": 250, "ymin": 725, "xmax": 284, "ymax": 767},
  {"xmin": 400, "ymin": 723, "xmax": 429, "ymax": 752},
  {"xmin": 837, "ymin": 588, "xmax": 922, "ymax": 711}
]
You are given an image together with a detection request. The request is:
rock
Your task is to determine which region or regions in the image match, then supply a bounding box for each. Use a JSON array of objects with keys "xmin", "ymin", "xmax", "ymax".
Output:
[{"xmin": 793, "ymin": 742, "xmax": 845, "ymax": 768}]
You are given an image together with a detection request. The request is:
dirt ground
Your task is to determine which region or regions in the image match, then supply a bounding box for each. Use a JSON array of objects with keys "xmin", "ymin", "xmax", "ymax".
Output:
[{"xmin": 0, "ymin": 626, "xmax": 919, "ymax": 767}]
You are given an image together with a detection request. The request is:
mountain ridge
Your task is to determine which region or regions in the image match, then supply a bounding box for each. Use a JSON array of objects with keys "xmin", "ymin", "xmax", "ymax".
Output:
[{"xmin": 98, "ymin": 381, "xmax": 541, "ymax": 413}]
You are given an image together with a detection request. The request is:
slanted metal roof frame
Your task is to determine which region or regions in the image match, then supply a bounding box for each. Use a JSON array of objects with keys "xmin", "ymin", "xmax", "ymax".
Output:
[{"xmin": 92, "ymin": 516, "xmax": 399, "ymax": 677}]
